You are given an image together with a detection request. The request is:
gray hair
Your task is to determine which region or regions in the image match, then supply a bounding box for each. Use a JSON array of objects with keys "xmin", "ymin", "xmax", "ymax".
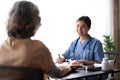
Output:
[{"xmin": 7, "ymin": 1, "xmax": 41, "ymax": 38}]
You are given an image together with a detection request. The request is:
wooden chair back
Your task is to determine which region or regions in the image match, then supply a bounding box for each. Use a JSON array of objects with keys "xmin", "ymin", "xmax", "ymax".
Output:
[{"xmin": 0, "ymin": 66, "xmax": 43, "ymax": 80}]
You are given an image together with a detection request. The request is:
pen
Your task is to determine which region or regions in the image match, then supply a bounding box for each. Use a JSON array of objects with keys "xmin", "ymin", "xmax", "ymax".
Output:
[{"xmin": 58, "ymin": 54, "xmax": 60, "ymax": 59}]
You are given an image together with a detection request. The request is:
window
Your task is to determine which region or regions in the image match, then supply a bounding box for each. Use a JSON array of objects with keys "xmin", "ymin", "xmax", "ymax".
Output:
[{"xmin": 0, "ymin": 0, "xmax": 113, "ymax": 59}]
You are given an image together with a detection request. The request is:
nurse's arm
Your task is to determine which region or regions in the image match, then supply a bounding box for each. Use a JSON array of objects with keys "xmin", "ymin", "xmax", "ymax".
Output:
[{"xmin": 78, "ymin": 60, "xmax": 100, "ymax": 65}]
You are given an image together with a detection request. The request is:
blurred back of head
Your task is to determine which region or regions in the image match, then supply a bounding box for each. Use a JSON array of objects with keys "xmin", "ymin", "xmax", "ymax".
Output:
[{"xmin": 7, "ymin": 1, "xmax": 41, "ymax": 39}]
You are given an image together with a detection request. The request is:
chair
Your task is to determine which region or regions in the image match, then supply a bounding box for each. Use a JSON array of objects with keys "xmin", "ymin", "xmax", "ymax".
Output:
[
  {"xmin": 104, "ymin": 52, "xmax": 118, "ymax": 64},
  {"xmin": 0, "ymin": 65, "xmax": 43, "ymax": 80}
]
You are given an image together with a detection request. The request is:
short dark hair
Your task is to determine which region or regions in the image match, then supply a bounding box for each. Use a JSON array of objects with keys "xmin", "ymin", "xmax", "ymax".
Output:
[
  {"xmin": 76, "ymin": 16, "xmax": 91, "ymax": 28},
  {"xmin": 7, "ymin": 1, "xmax": 41, "ymax": 38}
]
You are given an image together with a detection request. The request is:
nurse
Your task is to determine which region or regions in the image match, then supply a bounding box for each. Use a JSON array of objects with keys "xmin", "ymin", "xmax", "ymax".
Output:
[{"xmin": 56, "ymin": 16, "xmax": 104, "ymax": 66}]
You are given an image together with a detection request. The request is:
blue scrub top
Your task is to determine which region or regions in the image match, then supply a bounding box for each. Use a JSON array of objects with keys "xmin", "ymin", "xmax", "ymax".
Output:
[{"xmin": 64, "ymin": 36, "xmax": 104, "ymax": 63}]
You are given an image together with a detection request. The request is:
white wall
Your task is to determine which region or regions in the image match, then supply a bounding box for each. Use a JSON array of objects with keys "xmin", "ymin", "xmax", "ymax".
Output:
[{"xmin": 0, "ymin": 0, "xmax": 113, "ymax": 59}]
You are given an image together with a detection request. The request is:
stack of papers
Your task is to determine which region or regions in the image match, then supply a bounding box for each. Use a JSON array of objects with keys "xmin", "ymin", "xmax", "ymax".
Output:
[{"xmin": 94, "ymin": 63, "xmax": 102, "ymax": 67}]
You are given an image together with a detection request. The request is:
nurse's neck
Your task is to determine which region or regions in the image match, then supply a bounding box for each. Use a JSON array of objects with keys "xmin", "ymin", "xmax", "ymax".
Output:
[{"xmin": 80, "ymin": 34, "xmax": 89, "ymax": 43}]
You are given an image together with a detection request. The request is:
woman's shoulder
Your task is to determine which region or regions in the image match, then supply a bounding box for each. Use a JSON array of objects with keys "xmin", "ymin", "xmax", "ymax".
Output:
[
  {"xmin": 33, "ymin": 40, "xmax": 44, "ymax": 45},
  {"xmin": 90, "ymin": 36, "xmax": 100, "ymax": 42},
  {"xmin": 31, "ymin": 40, "xmax": 45, "ymax": 46},
  {"xmin": 0, "ymin": 39, "xmax": 11, "ymax": 49},
  {"xmin": 32, "ymin": 40, "xmax": 50, "ymax": 52},
  {"xmin": 90, "ymin": 36, "xmax": 102, "ymax": 44}
]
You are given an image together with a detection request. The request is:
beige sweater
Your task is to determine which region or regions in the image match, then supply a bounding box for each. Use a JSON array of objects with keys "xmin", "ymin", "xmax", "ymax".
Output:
[
  {"xmin": 0, "ymin": 38, "xmax": 58, "ymax": 73},
  {"xmin": 0, "ymin": 38, "xmax": 71, "ymax": 78}
]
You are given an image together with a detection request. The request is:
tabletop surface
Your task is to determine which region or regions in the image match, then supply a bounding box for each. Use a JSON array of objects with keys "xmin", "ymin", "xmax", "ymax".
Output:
[{"xmin": 60, "ymin": 67, "xmax": 120, "ymax": 80}]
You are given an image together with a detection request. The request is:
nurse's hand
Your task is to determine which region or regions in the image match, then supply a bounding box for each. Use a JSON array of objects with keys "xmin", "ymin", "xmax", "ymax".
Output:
[
  {"xmin": 56, "ymin": 55, "xmax": 65, "ymax": 64},
  {"xmin": 78, "ymin": 60, "xmax": 85, "ymax": 64},
  {"xmin": 69, "ymin": 60, "xmax": 80, "ymax": 70},
  {"xmin": 69, "ymin": 60, "xmax": 85, "ymax": 66},
  {"xmin": 69, "ymin": 60, "xmax": 80, "ymax": 66}
]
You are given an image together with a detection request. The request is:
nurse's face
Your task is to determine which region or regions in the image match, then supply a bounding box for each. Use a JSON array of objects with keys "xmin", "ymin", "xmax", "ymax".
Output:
[{"xmin": 76, "ymin": 21, "xmax": 90, "ymax": 37}]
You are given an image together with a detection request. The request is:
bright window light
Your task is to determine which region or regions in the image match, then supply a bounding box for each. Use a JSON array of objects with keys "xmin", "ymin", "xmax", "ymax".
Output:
[{"xmin": 0, "ymin": 0, "xmax": 113, "ymax": 59}]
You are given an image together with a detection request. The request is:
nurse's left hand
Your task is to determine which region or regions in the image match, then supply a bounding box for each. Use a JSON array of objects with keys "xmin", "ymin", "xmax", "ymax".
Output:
[
  {"xmin": 69, "ymin": 60, "xmax": 80, "ymax": 70},
  {"xmin": 69, "ymin": 60, "xmax": 79, "ymax": 66}
]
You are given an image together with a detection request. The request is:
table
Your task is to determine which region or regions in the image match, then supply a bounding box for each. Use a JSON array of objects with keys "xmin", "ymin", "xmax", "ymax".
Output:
[{"xmin": 58, "ymin": 68, "xmax": 120, "ymax": 80}]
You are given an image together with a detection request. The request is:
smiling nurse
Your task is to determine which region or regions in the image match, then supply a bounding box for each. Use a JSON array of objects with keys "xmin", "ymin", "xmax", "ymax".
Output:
[
  {"xmin": 56, "ymin": 16, "xmax": 104, "ymax": 65},
  {"xmin": 56, "ymin": 16, "xmax": 105, "ymax": 80}
]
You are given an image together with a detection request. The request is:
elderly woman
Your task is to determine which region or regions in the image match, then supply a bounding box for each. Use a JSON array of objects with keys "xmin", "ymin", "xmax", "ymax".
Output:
[{"xmin": 0, "ymin": 1, "xmax": 71, "ymax": 79}]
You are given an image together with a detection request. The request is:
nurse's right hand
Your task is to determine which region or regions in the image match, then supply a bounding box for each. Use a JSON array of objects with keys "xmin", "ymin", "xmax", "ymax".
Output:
[{"xmin": 56, "ymin": 55, "xmax": 65, "ymax": 64}]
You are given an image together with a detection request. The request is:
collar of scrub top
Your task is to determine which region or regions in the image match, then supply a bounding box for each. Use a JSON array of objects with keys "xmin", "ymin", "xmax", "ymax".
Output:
[{"xmin": 73, "ymin": 35, "xmax": 91, "ymax": 53}]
